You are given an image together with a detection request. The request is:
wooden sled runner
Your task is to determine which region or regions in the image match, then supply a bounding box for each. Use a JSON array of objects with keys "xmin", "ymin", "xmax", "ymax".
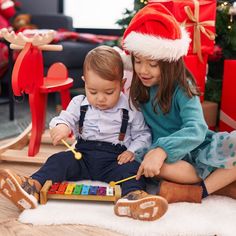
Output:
[{"xmin": 0, "ymin": 125, "xmax": 75, "ymax": 163}]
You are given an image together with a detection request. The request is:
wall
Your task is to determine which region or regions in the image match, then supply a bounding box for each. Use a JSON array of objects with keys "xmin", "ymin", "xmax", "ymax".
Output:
[{"xmin": 18, "ymin": 0, "xmax": 59, "ymax": 14}]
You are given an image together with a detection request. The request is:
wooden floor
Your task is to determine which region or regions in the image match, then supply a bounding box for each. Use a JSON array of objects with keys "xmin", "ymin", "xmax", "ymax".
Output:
[{"xmin": 0, "ymin": 139, "xmax": 123, "ymax": 236}]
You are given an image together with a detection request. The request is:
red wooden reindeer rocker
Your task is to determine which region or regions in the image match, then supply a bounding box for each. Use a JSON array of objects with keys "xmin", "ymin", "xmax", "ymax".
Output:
[{"xmin": 0, "ymin": 28, "xmax": 73, "ymax": 157}]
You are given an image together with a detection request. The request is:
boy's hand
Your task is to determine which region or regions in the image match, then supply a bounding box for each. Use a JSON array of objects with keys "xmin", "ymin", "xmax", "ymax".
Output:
[
  {"xmin": 117, "ymin": 151, "xmax": 134, "ymax": 165},
  {"xmin": 50, "ymin": 124, "xmax": 71, "ymax": 146},
  {"xmin": 136, "ymin": 147, "xmax": 167, "ymax": 180}
]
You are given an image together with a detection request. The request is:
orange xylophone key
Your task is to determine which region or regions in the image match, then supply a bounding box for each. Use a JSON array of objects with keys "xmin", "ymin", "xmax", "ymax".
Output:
[{"xmin": 56, "ymin": 182, "xmax": 68, "ymax": 194}]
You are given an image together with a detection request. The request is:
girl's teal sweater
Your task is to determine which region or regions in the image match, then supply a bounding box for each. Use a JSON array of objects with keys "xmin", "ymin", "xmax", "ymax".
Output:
[{"xmin": 141, "ymin": 85, "xmax": 214, "ymax": 163}]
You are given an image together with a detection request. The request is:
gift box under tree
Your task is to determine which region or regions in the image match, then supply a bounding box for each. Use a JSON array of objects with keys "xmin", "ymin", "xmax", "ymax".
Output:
[
  {"xmin": 219, "ymin": 60, "xmax": 236, "ymax": 132},
  {"xmin": 173, "ymin": 0, "xmax": 216, "ymax": 61}
]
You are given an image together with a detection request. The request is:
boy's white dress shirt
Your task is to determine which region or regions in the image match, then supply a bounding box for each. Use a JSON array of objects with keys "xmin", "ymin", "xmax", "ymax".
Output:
[{"xmin": 50, "ymin": 93, "xmax": 151, "ymax": 153}]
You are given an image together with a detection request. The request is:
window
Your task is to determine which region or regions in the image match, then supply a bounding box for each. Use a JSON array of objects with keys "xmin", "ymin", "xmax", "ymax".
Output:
[{"xmin": 60, "ymin": 0, "xmax": 134, "ymax": 35}]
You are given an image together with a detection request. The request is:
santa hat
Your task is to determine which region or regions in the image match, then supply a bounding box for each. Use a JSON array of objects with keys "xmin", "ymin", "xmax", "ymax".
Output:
[{"xmin": 121, "ymin": 3, "xmax": 191, "ymax": 70}]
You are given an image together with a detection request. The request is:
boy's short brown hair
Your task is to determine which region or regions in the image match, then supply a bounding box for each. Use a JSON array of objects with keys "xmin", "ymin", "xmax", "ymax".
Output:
[{"xmin": 83, "ymin": 45, "xmax": 123, "ymax": 81}]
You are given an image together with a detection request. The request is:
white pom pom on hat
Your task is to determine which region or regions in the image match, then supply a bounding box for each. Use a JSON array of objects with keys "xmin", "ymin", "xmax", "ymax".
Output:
[{"xmin": 119, "ymin": 2, "xmax": 191, "ymax": 70}]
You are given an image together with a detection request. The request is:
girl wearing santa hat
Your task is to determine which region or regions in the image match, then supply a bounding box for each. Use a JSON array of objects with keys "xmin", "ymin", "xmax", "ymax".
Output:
[{"xmin": 120, "ymin": 2, "xmax": 236, "ymax": 203}]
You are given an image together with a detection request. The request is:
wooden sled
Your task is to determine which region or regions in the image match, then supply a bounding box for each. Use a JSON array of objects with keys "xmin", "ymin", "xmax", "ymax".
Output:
[
  {"xmin": 0, "ymin": 124, "xmax": 75, "ymax": 164},
  {"xmin": 0, "ymin": 29, "xmax": 74, "ymax": 163}
]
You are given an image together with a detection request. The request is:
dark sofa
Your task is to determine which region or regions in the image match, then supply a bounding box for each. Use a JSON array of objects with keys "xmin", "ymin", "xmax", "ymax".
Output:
[
  {"xmin": 31, "ymin": 14, "xmax": 99, "ymax": 89},
  {"xmin": 0, "ymin": 14, "xmax": 99, "ymax": 120}
]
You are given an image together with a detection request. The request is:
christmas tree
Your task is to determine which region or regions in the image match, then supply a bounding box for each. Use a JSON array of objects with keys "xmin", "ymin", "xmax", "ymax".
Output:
[
  {"xmin": 206, "ymin": 0, "xmax": 236, "ymax": 103},
  {"xmin": 116, "ymin": 0, "xmax": 147, "ymax": 34}
]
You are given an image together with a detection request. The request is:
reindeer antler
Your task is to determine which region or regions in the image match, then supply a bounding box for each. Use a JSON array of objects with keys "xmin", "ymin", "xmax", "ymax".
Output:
[
  {"xmin": 32, "ymin": 30, "xmax": 55, "ymax": 46},
  {"xmin": 1, "ymin": 29, "xmax": 29, "ymax": 46},
  {"xmin": 0, "ymin": 28, "xmax": 62, "ymax": 51}
]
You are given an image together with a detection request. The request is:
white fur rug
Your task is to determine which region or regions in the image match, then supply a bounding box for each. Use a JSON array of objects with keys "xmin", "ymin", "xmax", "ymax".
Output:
[{"xmin": 18, "ymin": 181, "xmax": 236, "ymax": 236}]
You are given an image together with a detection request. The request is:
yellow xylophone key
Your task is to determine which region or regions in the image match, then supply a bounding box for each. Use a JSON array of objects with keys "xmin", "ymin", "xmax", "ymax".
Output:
[{"xmin": 64, "ymin": 183, "xmax": 76, "ymax": 195}]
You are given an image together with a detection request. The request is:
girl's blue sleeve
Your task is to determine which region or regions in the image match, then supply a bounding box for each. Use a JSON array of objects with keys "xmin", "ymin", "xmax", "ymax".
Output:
[{"xmin": 151, "ymin": 91, "xmax": 208, "ymax": 163}]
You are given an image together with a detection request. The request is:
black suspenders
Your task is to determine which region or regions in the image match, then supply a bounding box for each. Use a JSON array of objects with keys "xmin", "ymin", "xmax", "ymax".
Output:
[
  {"xmin": 118, "ymin": 109, "xmax": 129, "ymax": 141},
  {"xmin": 78, "ymin": 105, "xmax": 88, "ymax": 134},
  {"xmin": 78, "ymin": 106, "xmax": 129, "ymax": 142}
]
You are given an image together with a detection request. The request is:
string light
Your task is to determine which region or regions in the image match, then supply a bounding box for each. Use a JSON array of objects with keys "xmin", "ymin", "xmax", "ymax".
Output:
[
  {"xmin": 228, "ymin": 1, "xmax": 236, "ymax": 28},
  {"xmin": 216, "ymin": 1, "xmax": 236, "ymax": 29},
  {"xmin": 140, "ymin": 0, "xmax": 148, "ymax": 4}
]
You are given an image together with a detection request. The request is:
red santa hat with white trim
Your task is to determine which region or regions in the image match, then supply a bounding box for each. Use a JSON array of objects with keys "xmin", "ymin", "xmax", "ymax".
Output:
[{"xmin": 120, "ymin": 2, "xmax": 191, "ymax": 70}]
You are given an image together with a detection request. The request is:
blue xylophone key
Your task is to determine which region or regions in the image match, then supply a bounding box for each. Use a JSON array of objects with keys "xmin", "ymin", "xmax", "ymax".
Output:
[
  {"xmin": 89, "ymin": 186, "xmax": 99, "ymax": 195},
  {"xmin": 81, "ymin": 185, "xmax": 90, "ymax": 195}
]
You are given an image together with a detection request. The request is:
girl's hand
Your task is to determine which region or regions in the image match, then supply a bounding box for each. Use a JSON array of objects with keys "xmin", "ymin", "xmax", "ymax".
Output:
[
  {"xmin": 136, "ymin": 147, "xmax": 167, "ymax": 180},
  {"xmin": 117, "ymin": 151, "xmax": 135, "ymax": 165},
  {"xmin": 50, "ymin": 124, "xmax": 71, "ymax": 146}
]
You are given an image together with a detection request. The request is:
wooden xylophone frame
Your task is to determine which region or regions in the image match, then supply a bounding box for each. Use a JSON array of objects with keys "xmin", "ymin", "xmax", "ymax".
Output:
[{"xmin": 40, "ymin": 180, "xmax": 122, "ymax": 204}]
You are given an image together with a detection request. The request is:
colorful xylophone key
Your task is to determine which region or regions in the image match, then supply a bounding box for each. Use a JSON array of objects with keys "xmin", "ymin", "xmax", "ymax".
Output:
[
  {"xmin": 48, "ymin": 182, "xmax": 60, "ymax": 194},
  {"xmin": 56, "ymin": 182, "xmax": 68, "ymax": 194},
  {"xmin": 97, "ymin": 186, "xmax": 106, "ymax": 196},
  {"xmin": 89, "ymin": 186, "xmax": 99, "ymax": 195},
  {"xmin": 65, "ymin": 183, "xmax": 76, "ymax": 195},
  {"xmin": 73, "ymin": 184, "xmax": 83, "ymax": 195},
  {"xmin": 49, "ymin": 182, "xmax": 114, "ymax": 196},
  {"xmin": 81, "ymin": 185, "xmax": 90, "ymax": 195},
  {"xmin": 106, "ymin": 186, "xmax": 114, "ymax": 196}
]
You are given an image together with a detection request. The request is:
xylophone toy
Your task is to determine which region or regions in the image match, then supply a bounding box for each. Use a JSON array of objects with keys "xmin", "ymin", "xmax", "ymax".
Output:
[{"xmin": 40, "ymin": 180, "xmax": 121, "ymax": 204}]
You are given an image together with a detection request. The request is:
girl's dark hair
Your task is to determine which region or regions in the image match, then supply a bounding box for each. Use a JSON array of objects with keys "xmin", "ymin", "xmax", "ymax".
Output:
[{"xmin": 129, "ymin": 57, "xmax": 201, "ymax": 114}]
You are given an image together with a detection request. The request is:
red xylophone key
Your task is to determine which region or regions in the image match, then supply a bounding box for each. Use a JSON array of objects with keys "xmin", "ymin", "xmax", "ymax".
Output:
[{"xmin": 48, "ymin": 182, "xmax": 60, "ymax": 194}]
